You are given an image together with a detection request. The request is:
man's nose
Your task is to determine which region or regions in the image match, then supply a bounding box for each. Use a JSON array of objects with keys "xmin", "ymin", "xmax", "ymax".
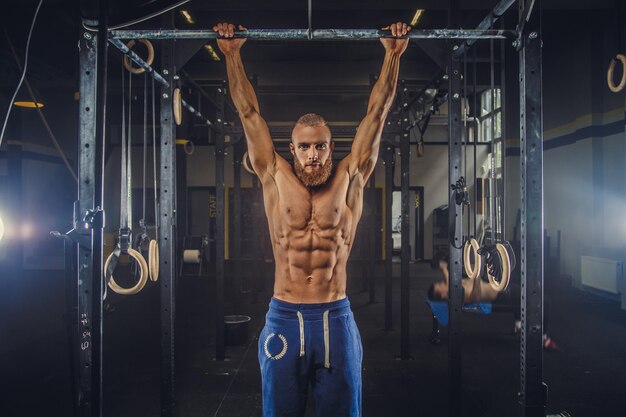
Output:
[{"xmin": 308, "ymin": 149, "xmax": 319, "ymax": 160}]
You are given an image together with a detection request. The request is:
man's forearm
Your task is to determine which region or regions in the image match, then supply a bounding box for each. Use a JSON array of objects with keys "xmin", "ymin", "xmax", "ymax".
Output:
[
  {"xmin": 368, "ymin": 50, "xmax": 402, "ymax": 117},
  {"xmin": 224, "ymin": 51, "xmax": 260, "ymax": 118}
]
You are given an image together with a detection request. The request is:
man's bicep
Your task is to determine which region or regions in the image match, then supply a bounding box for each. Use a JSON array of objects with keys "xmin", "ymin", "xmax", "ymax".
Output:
[
  {"xmin": 241, "ymin": 111, "xmax": 276, "ymax": 176},
  {"xmin": 350, "ymin": 112, "xmax": 384, "ymax": 178}
]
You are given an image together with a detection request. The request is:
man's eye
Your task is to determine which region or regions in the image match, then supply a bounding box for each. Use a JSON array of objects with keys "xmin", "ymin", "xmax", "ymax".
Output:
[{"xmin": 317, "ymin": 144, "xmax": 326, "ymax": 149}]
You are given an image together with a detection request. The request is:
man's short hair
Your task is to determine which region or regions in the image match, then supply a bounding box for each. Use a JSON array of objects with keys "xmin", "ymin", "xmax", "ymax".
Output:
[
  {"xmin": 294, "ymin": 113, "xmax": 332, "ymax": 140},
  {"xmin": 296, "ymin": 113, "xmax": 328, "ymax": 127}
]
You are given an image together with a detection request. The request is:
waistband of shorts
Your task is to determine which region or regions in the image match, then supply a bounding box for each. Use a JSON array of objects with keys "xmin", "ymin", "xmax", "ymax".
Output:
[{"xmin": 268, "ymin": 297, "xmax": 351, "ymax": 320}]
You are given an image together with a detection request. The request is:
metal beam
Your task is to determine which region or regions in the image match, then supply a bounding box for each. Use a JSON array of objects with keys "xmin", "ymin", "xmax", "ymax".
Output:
[
  {"xmin": 159, "ymin": 31, "xmax": 177, "ymax": 417},
  {"xmin": 214, "ymin": 82, "xmax": 227, "ymax": 361},
  {"xmin": 399, "ymin": 81, "xmax": 411, "ymax": 360},
  {"xmin": 447, "ymin": 13, "xmax": 464, "ymax": 417},
  {"xmin": 453, "ymin": 0, "xmax": 517, "ymax": 59},
  {"xmin": 383, "ymin": 141, "xmax": 394, "ymax": 331},
  {"xmin": 518, "ymin": 0, "xmax": 547, "ymax": 416},
  {"xmin": 111, "ymin": 28, "xmax": 513, "ymax": 41},
  {"xmin": 108, "ymin": 38, "xmax": 215, "ymax": 127}
]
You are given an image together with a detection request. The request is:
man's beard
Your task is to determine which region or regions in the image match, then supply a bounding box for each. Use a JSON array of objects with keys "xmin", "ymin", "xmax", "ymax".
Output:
[{"xmin": 293, "ymin": 157, "xmax": 333, "ymax": 188}]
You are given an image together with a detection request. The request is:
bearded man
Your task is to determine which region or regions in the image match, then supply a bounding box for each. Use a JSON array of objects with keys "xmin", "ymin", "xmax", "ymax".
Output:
[{"xmin": 214, "ymin": 21, "xmax": 410, "ymax": 417}]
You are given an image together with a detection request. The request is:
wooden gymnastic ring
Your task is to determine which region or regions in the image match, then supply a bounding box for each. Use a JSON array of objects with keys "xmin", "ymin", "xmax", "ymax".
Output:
[
  {"xmin": 123, "ymin": 39, "xmax": 154, "ymax": 75},
  {"xmin": 463, "ymin": 238, "xmax": 482, "ymax": 280},
  {"xmin": 149, "ymin": 239, "xmax": 159, "ymax": 282},
  {"xmin": 105, "ymin": 248, "xmax": 149, "ymax": 295},
  {"xmin": 242, "ymin": 151, "xmax": 256, "ymax": 175},
  {"xmin": 173, "ymin": 88, "xmax": 183, "ymax": 126},
  {"xmin": 487, "ymin": 242, "xmax": 511, "ymax": 292},
  {"xmin": 607, "ymin": 54, "xmax": 626, "ymax": 93}
]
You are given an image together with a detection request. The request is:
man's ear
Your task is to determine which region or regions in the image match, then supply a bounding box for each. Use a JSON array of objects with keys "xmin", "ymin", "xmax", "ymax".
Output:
[
  {"xmin": 330, "ymin": 141, "xmax": 335, "ymax": 152},
  {"xmin": 289, "ymin": 142, "xmax": 295, "ymax": 156}
]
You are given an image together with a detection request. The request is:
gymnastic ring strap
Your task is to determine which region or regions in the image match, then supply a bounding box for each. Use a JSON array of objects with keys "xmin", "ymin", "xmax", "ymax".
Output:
[
  {"xmin": 463, "ymin": 237, "xmax": 482, "ymax": 280},
  {"xmin": 607, "ymin": 54, "xmax": 626, "ymax": 93},
  {"xmin": 149, "ymin": 239, "xmax": 160, "ymax": 282},
  {"xmin": 242, "ymin": 151, "xmax": 256, "ymax": 175},
  {"xmin": 416, "ymin": 140, "xmax": 425, "ymax": 158},
  {"xmin": 173, "ymin": 87, "xmax": 183, "ymax": 126},
  {"xmin": 123, "ymin": 39, "xmax": 155, "ymax": 75},
  {"xmin": 105, "ymin": 247, "xmax": 149, "ymax": 295},
  {"xmin": 485, "ymin": 242, "xmax": 511, "ymax": 292}
]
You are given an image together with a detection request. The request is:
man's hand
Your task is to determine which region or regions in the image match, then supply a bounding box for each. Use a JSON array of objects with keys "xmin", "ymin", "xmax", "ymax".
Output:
[
  {"xmin": 213, "ymin": 23, "xmax": 248, "ymax": 55},
  {"xmin": 380, "ymin": 22, "xmax": 411, "ymax": 55}
]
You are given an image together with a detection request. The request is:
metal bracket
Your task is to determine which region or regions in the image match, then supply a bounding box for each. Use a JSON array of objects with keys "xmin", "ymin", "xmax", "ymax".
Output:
[{"xmin": 82, "ymin": 206, "xmax": 105, "ymax": 230}]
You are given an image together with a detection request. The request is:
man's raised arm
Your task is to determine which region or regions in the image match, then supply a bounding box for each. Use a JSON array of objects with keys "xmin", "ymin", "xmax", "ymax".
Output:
[
  {"xmin": 349, "ymin": 22, "xmax": 410, "ymax": 181},
  {"xmin": 214, "ymin": 23, "xmax": 275, "ymax": 179}
]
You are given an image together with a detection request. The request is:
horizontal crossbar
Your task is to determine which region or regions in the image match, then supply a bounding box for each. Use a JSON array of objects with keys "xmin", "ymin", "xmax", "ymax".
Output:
[{"xmin": 110, "ymin": 28, "xmax": 513, "ymax": 41}]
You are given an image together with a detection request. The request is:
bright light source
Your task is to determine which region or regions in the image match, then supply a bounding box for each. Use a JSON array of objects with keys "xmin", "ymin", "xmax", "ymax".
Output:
[
  {"xmin": 180, "ymin": 10, "xmax": 194, "ymax": 24},
  {"xmin": 411, "ymin": 9, "xmax": 425, "ymax": 27},
  {"xmin": 204, "ymin": 44, "xmax": 221, "ymax": 61},
  {"xmin": 0, "ymin": 214, "xmax": 4, "ymax": 242},
  {"xmin": 20, "ymin": 222, "xmax": 34, "ymax": 240},
  {"xmin": 14, "ymin": 101, "xmax": 44, "ymax": 108}
]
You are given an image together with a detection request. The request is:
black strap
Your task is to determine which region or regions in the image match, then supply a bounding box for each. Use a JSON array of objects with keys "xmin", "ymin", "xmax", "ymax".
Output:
[
  {"xmin": 449, "ymin": 176, "xmax": 470, "ymax": 249},
  {"xmin": 478, "ymin": 244, "xmax": 502, "ymax": 283},
  {"xmin": 105, "ymin": 245, "xmax": 122, "ymax": 283}
]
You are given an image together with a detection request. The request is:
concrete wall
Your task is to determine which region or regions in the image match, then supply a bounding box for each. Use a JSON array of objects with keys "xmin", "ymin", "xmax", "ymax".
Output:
[{"xmin": 505, "ymin": 10, "xmax": 626, "ymax": 287}]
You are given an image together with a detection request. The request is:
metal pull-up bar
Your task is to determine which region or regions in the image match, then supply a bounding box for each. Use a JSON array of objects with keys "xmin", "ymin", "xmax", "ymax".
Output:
[{"xmin": 110, "ymin": 28, "xmax": 514, "ymax": 41}]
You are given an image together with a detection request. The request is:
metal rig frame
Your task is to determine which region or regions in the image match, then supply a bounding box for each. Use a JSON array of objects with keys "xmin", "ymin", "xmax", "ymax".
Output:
[{"xmin": 72, "ymin": 0, "xmax": 546, "ymax": 415}]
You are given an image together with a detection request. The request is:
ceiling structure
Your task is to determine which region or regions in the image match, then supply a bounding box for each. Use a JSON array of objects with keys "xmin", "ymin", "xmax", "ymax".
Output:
[{"xmin": 0, "ymin": 0, "xmax": 621, "ymax": 142}]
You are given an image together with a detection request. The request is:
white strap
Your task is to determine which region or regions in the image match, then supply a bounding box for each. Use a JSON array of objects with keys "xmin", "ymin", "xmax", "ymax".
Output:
[
  {"xmin": 323, "ymin": 310, "xmax": 330, "ymax": 368},
  {"xmin": 297, "ymin": 311, "xmax": 305, "ymax": 357}
]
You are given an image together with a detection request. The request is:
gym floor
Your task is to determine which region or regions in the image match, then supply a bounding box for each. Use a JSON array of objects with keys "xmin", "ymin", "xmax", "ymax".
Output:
[{"xmin": 1, "ymin": 260, "xmax": 626, "ymax": 417}]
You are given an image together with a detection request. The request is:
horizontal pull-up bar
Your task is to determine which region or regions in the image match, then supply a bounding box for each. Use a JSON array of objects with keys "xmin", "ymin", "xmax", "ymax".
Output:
[{"xmin": 110, "ymin": 28, "xmax": 514, "ymax": 41}]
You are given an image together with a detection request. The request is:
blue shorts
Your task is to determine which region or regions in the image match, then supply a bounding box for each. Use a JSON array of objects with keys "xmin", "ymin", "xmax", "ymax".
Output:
[{"xmin": 258, "ymin": 297, "xmax": 363, "ymax": 417}]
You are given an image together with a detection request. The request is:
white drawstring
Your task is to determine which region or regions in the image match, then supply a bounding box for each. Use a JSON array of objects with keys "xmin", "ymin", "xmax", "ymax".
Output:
[
  {"xmin": 323, "ymin": 310, "xmax": 330, "ymax": 368},
  {"xmin": 297, "ymin": 311, "xmax": 305, "ymax": 357}
]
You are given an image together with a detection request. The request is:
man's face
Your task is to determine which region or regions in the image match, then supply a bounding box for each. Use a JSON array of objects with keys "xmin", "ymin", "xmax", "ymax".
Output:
[{"xmin": 290, "ymin": 124, "xmax": 334, "ymax": 187}]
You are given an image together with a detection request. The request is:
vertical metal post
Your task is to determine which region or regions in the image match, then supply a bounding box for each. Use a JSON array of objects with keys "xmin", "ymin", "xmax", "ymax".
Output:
[
  {"xmin": 159, "ymin": 23, "xmax": 177, "ymax": 417},
  {"xmin": 448, "ymin": 41, "xmax": 464, "ymax": 417},
  {"xmin": 176, "ymin": 144, "xmax": 188, "ymax": 242},
  {"xmin": 518, "ymin": 0, "xmax": 547, "ymax": 416},
  {"xmin": 368, "ymin": 173, "xmax": 377, "ymax": 304},
  {"xmin": 500, "ymin": 19, "xmax": 507, "ymax": 239},
  {"xmin": 214, "ymin": 81, "xmax": 227, "ymax": 361},
  {"xmin": 233, "ymin": 139, "xmax": 243, "ymax": 311},
  {"xmin": 383, "ymin": 142, "xmax": 394, "ymax": 331},
  {"xmin": 77, "ymin": 11, "xmax": 105, "ymax": 415},
  {"xmin": 399, "ymin": 81, "xmax": 411, "ymax": 359}
]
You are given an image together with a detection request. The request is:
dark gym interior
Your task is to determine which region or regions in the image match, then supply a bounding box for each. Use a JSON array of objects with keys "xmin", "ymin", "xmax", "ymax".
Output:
[{"xmin": 1, "ymin": 1, "xmax": 626, "ymax": 417}]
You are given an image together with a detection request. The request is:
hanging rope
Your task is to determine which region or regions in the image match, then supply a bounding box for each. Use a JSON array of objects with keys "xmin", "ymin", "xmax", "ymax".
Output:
[{"xmin": 104, "ymin": 60, "xmax": 148, "ymax": 295}]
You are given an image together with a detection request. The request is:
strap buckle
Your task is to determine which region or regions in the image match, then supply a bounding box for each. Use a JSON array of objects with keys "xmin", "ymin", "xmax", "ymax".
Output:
[{"xmin": 118, "ymin": 227, "xmax": 132, "ymax": 253}]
